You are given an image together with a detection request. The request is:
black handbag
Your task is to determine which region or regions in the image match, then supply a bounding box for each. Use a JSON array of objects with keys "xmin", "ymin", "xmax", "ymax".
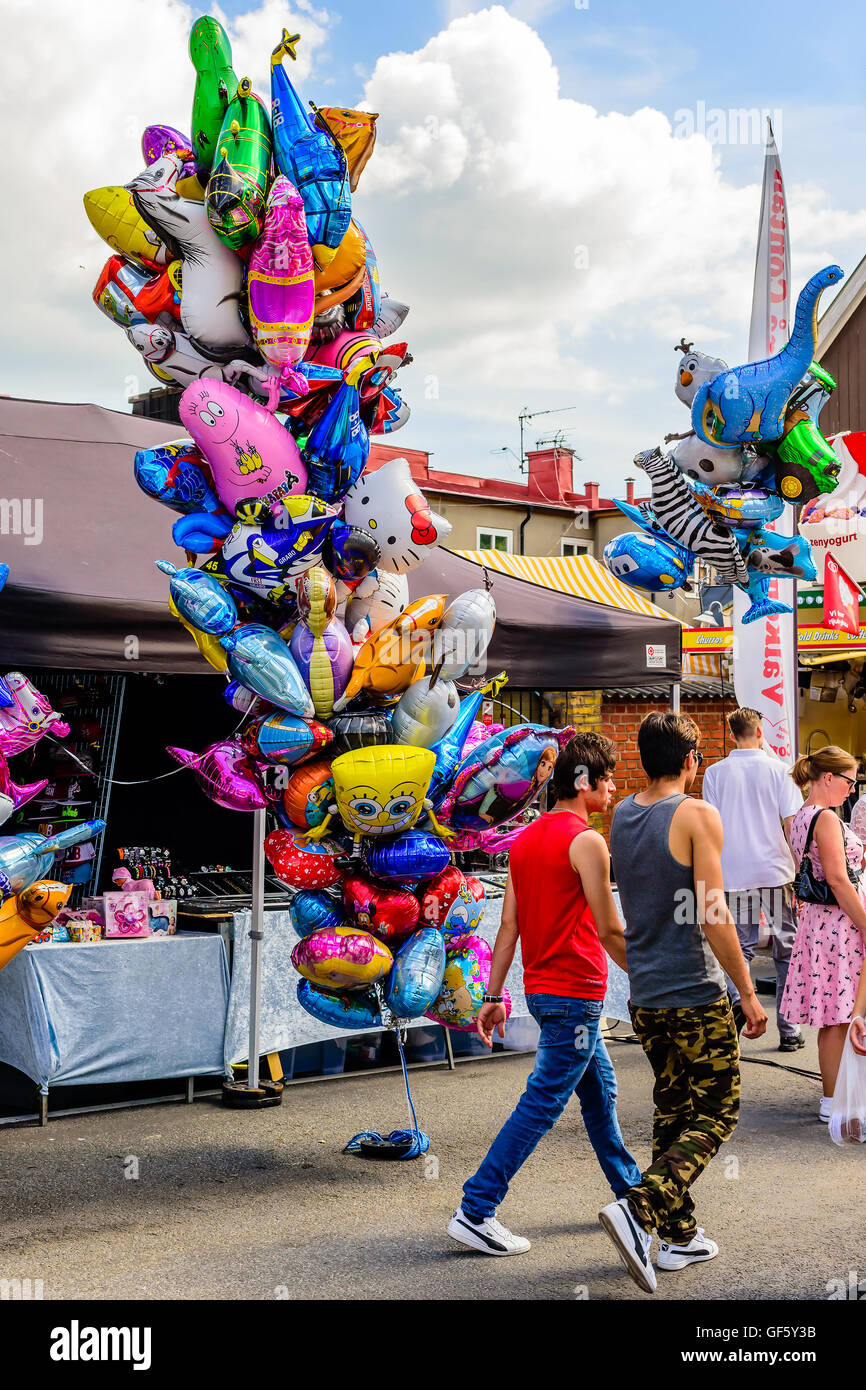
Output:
[{"xmin": 793, "ymin": 808, "xmax": 860, "ymax": 907}]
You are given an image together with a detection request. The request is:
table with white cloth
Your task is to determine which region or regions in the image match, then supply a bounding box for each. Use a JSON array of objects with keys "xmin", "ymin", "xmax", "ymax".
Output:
[{"xmin": 0, "ymin": 932, "xmax": 230, "ymax": 1120}]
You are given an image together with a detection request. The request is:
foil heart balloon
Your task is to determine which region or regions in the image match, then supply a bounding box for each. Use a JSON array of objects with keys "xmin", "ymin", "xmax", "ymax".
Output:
[
  {"xmin": 463, "ymin": 876, "xmax": 486, "ymax": 934},
  {"xmin": 265, "ymin": 828, "xmax": 344, "ymax": 889},
  {"xmin": 418, "ymin": 865, "xmax": 469, "ymax": 933},
  {"xmin": 289, "ymin": 889, "xmax": 344, "ymax": 938},
  {"xmin": 292, "ymin": 924, "xmax": 392, "ymax": 991},
  {"xmin": 342, "ymin": 874, "xmax": 420, "ymax": 942},
  {"xmin": 167, "ymin": 739, "xmax": 268, "ymax": 811},
  {"xmin": 384, "ymin": 926, "xmax": 446, "ymax": 1018},
  {"xmin": 425, "ymin": 933, "xmax": 493, "ymax": 1031}
]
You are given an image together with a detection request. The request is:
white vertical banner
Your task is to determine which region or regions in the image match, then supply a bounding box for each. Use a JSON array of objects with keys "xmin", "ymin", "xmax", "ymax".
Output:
[{"xmin": 732, "ymin": 120, "xmax": 798, "ymax": 760}]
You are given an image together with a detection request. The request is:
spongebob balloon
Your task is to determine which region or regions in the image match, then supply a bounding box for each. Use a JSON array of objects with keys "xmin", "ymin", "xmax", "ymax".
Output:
[{"xmin": 303, "ymin": 744, "xmax": 453, "ymax": 849}]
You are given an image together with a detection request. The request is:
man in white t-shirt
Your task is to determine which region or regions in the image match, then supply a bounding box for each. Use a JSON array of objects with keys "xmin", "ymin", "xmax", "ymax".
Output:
[{"xmin": 701, "ymin": 706, "xmax": 804, "ymax": 1052}]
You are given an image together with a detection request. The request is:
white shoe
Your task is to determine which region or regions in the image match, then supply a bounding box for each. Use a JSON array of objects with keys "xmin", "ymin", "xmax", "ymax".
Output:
[
  {"xmin": 657, "ymin": 1228, "xmax": 719, "ymax": 1271},
  {"xmin": 819, "ymin": 1096, "xmax": 832, "ymax": 1124},
  {"xmin": 447, "ymin": 1206, "xmax": 531, "ymax": 1255},
  {"xmin": 598, "ymin": 1198, "xmax": 657, "ymax": 1294}
]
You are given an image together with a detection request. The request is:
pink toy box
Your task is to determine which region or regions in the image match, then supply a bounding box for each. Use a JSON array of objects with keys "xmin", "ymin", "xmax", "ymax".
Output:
[{"xmin": 103, "ymin": 891, "xmax": 152, "ymax": 939}]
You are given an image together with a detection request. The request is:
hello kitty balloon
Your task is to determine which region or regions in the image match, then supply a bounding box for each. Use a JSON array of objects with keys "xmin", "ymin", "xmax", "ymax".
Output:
[
  {"xmin": 179, "ymin": 380, "xmax": 308, "ymax": 523},
  {"xmin": 342, "ymin": 457, "xmax": 451, "ymax": 575}
]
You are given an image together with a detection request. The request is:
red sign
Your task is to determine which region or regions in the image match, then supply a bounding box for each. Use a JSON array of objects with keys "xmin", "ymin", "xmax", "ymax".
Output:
[
  {"xmin": 823, "ymin": 553, "xmax": 860, "ymax": 636},
  {"xmin": 481, "ymin": 699, "xmax": 494, "ymax": 726}
]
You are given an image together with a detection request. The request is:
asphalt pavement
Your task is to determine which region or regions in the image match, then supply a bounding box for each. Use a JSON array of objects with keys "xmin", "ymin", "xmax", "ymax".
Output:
[{"xmin": 2, "ymin": 994, "xmax": 862, "ymax": 1302}]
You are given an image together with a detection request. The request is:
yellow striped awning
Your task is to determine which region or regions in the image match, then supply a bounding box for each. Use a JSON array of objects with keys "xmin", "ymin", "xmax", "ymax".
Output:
[
  {"xmin": 682, "ymin": 650, "xmax": 726, "ymax": 678},
  {"xmin": 455, "ymin": 550, "xmax": 680, "ymax": 623}
]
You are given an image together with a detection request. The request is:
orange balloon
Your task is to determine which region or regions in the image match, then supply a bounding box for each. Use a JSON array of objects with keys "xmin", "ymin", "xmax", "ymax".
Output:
[
  {"xmin": 0, "ymin": 881, "xmax": 71, "ymax": 973},
  {"xmin": 313, "ymin": 220, "xmax": 366, "ymax": 315},
  {"xmin": 283, "ymin": 757, "xmax": 334, "ymax": 830},
  {"xmin": 334, "ymin": 594, "xmax": 446, "ymax": 710}
]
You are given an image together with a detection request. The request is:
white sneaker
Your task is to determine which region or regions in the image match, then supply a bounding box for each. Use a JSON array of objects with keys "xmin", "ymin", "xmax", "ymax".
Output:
[
  {"xmin": 598, "ymin": 1198, "xmax": 657, "ymax": 1294},
  {"xmin": 819, "ymin": 1096, "xmax": 832, "ymax": 1124},
  {"xmin": 447, "ymin": 1206, "xmax": 531, "ymax": 1255},
  {"xmin": 657, "ymin": 1228, "xmax": 719, "ymax": 1271}
]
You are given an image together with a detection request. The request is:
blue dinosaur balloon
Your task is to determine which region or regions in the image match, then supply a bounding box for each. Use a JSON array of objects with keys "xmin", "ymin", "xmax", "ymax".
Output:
[
  {"xmin": 221, "ymin": 623, "xmax": 315, "ymax": 717},
  {"xmin": 155, "ymin": 560, "xmax": 238, "ymax": 635},
  {"xmin": 134, "ymin": 440, "xmax": 223, "ymax": 516},
  {"xmin": 692, "ymin": 266, "xmax": 844, "ymax": 447},
  {"xmin": 303, "ymin": 363, "xmax": 371, "ymax": 502},
  {"xmin": 384, "ymin": 926, "xmax": 446, "ymax": 1018},
  {"xmin": 270, "ymin": 30, "xmax": 351, "ymax": 258}
]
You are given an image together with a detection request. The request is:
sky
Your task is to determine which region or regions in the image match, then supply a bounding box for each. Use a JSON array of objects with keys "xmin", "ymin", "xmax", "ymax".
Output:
[{"xmin": 4, "ymin": 0, "xmax": 866, "ymax": 497}]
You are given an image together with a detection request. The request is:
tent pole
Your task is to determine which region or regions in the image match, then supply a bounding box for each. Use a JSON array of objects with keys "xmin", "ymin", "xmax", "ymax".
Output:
[
  {"xmin": 248, "ymin": 807, "xmax": 265, "ymax": 1091},
  {"xmin": 670, "ymin": 683, "xmax": 681, "ymax": 714}
]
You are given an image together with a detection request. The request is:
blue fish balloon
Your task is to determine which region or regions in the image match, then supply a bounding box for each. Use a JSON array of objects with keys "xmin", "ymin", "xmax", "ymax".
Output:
[
  {"xmin": 0, "ymin": 820, "xmax": 106, "ymax": 894},
  {"xmin": 270, "ymin": 31, "xmax": 351, "ymax": 254},
  {"xmin": 220, "ymin": 623, "xmax": 315, "ymax": 717},
  {"xmin": 156, "ymin": 561, "xmax": 238, "ymax": 636},
  {"xmin": 384, "ymin": 926, "xmax": 446, "ymax": 1018}
]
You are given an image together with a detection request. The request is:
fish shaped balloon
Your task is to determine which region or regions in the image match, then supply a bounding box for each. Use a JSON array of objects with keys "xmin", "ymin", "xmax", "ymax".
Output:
[
  {"xmin": 0, "ymin": 821, "xmax": 106, "ymax": 895},
  {"xmin": 390, "ymin": 679, "xmax": 460, "ymax": 748},
  {"xmin": 167, "ymin": 739, "xmax": 268, "ymax": 811},
  {"xmin": 220, "ymin": 624, "xmax": 315, "ymax": 717},
  {"xmin": 332, "ymin": 593, "xmax": 446, "ymax": 711},
  {"xmin": 156, "ymin": 561, "xmax": 238, "ymax": 635}
]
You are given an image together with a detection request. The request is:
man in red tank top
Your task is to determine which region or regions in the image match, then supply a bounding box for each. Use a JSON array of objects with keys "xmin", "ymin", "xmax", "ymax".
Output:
[{"xmin": 447, "ymin": 732, "xmax": 642, "ymax": 1257}]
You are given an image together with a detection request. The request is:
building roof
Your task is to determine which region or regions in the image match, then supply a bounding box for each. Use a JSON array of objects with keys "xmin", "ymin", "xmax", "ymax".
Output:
[
  {"xmin": 368, "ymin": 441, "xmax": 648, "ymax": 515},
  {"xmin": 602, "ymin": 677, "xmax": 735, "ymax": 701},
  {"xmin": 817, "ymin": 251, "xmax": 866, "ymax": 357}
]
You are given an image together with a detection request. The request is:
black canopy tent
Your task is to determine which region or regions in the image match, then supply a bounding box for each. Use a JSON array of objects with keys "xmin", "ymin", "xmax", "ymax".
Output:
[{"xmin": 0, "ymin": 397, "xmax": 681, "ymax": 684}]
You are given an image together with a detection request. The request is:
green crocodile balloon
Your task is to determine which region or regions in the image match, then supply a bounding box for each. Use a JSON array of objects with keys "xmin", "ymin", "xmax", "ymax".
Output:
[
  {"xmin": 206, "ymin": 78, "xmax": 272, "ymax": 250},
  {"xmin": 189, "ymin": 17, "xmax": 237, "ymax": 181}
]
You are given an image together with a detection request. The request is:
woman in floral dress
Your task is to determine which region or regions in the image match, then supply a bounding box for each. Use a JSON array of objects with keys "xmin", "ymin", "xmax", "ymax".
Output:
[{"xmin": 783, "ymin": 746, "xmax": 866, "ymax": 1121}]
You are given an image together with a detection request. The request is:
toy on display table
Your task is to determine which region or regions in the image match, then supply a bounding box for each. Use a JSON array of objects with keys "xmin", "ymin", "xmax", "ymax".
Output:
[
  {"xmin": 602, "ymin": 267, "xmax": 844, "ymax": 624},
  {"xmin": 86, "ymin": 14, "xmax": 574, "ymax": 1151}
]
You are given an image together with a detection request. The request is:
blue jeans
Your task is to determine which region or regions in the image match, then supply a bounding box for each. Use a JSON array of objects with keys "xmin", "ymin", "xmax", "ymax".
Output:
[{"xmin": 461, "ymin": 993, "xmax": 642, "ymax": 1222}]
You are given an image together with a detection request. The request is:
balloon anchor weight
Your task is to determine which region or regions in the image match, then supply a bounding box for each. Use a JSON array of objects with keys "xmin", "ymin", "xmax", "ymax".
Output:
[{"xmin": 221, "ymin": 1074, "xmax": 284, "ymax": 1109}]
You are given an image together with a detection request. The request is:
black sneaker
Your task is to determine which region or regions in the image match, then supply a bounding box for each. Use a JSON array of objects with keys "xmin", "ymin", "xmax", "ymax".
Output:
[{"xmin": 778, "ymin": 1034, "xmax": 806, "ymax": 1052}]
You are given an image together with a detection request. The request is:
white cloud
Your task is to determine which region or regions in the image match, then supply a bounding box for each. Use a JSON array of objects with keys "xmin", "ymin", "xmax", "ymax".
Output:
[{"xmin": 2, "ymin": 1, "xmax": 866, "ymax": 496}]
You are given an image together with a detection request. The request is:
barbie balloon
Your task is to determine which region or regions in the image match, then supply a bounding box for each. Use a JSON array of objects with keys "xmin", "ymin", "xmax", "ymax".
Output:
[
  {"xmin": 363, "ymin": 830, "xmax": 450, "ymax": 883},
  {"xmin": 220, "ymin": 625, "xmax": 315, "ymax": 717},
  {"xmin": 93, "ymin": 254, "xmax": 179, "ymax": 328},
  {"xmin": 134, "ymin": 439, "xmax": 222, "ymax": 515},
  {"xmin": 206, "ymin": 78, "xmax": 271, "ymax": 250},
  {"xmin": 179, "ymin": 380, "xmax": 307, "ymax": 522},
  {"xmin": 142, "ymin": 124, "xmax": 196, "ymax": 179},
  {"xmin": 167, "ymin": 739, "xmax": 268, "ymax": 812},
  {"xmin": 345, "ymin": 569, "xmax": 409, "ymax": 647},
  {"xmin": 270, "ymin": 30, "xmax": 352, "ymax": 256},
  {"xmin": 248, "ymin": 175, "xmax": 314, "ymax": 397},
  {"xmin": 444, "ymin": 726, "xmax": 565, "ymax": 833},
  {"xmin": 265, "ymin": 828, "xmax": 344, "ymax": 889},
  {"xmin": 210, "ymin": 497, "xmax": 338, "ymax": 602},
  {"xmin": 342, "ymin": 874, "xmax": 420, "ymax": 942},
  {"xmin": 243, "ymin": 711, "xmax": 331, "ymax": 765},
  {"xmin": 83, "ymin": 186, "xmax": 168, "ymax": 268},
  {"xmin": 289, "ymin": 568, "xmax": 354, "ymax": 719},
  {"xmin": 385, "ymin": 927, "xmax": 446, "ymax": 1018},
  {"xmin": 297, "ymin": 978, "xmax": 382, "ymax": 1030},
  {"xmin": 155, "ymin": 561, "xmax": 238, "ymax": 636},
  {"xmin": 127, "ymin": 153, "xmax": 251, "ymax": 359},
  {"xmin": 292, "ymin": 924, "xmax": 392, "ymax": 991},
  {"xmin": 342, "ymin": 457, "xmax": 452, "ymax": 574},
  {"xmin": 303, "ymin": 363, "xmax": 371, "ymax": 503},
  {"xmin": 391, "ymin": 680, "xmax": 460, "ymax": 748},
  {"xmin": 189, "ymin": 16, "xmax": 237, "ymax": 180},
  {"xmin": 0, "ymin": 674, "xmax": 70, "ymax": 757},
  {"xmin": 290, "ymin": 889, "xmax": 344, "ymax": 938},
  {"xmin": 282, "ymin": 758, "xmax": 335, "ymax": 830}
]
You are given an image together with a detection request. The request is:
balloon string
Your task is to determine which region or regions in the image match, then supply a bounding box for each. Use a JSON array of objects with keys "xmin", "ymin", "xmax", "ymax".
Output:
[{"xmin": 40, "ymin": 709, "xmax": 248, "ymax": 787}]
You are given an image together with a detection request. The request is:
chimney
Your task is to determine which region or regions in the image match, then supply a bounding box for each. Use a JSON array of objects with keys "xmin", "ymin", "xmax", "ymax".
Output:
[
  {"xmin": 583, "ymin": 481, "xmax": 599, "ymax": 509},
  {"xmin": 625, "ymin": 477, "xmax": 635, "ymax": 504},
  {"xmin": 526, "ymin": 446, "xmax": 573, "ymax": 503}
]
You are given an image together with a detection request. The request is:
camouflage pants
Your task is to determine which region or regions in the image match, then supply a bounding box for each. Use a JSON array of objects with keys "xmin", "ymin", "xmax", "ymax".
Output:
[{"xmin": 625, "ymin": 997, "xmax": 740, "ymax": 1245}]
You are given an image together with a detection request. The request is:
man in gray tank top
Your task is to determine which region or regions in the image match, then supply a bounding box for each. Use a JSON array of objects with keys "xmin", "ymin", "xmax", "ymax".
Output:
[{"xmin": 599, "ymin": 712, "xmax": 766, "ymax": 1295}]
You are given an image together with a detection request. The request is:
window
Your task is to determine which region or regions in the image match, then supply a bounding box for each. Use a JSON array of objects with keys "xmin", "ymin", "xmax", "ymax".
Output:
[
  {"xmin": 477, "ymin": 527, "xmax": 513, "ymax": 553},
  {"xmin": 561, "ymin": 539, "xmax": 592, "ymax": 558}
]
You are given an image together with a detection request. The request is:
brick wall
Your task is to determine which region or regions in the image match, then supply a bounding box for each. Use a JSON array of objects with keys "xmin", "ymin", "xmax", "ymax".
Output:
[{"xmin": 599, "ymin": 697, "xmax": 733, "ymax": 839}]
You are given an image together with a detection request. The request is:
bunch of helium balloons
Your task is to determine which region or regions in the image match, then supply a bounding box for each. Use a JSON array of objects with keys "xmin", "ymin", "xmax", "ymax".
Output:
[
  {"xmin": 602, "ymin": 266, "xmax": 846, "ymax": 623},
  {"xmin": 0, "ymin": 570, "xmax": 107, "ymax": 972},
  {"xmin": 87, "ymin": 17, "xmax": 572, "ymax": 1036}
]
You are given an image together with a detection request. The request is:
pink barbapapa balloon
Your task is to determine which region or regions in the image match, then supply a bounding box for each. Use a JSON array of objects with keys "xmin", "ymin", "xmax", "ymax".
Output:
[
  {"xmin": 179, "ymin": 380, "xmax": 308, "ymax": 524},
  {"xmin": 248, "ymin": 176, "xmax": 315, "ymax": 408}
]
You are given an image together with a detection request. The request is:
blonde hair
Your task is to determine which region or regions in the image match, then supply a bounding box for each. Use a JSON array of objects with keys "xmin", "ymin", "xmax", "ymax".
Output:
[
  {"xmin": 790, "ymin": 745, "xmax": 857, "ymax": 790},
  {"xmin": 728, "ymin": 706, "xmax": 762, "ymax": 739}
]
